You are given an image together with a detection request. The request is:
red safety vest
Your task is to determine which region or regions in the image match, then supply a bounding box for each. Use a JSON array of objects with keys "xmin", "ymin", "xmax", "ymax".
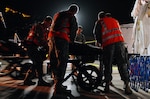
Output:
[
  {"xmin": 100, "ymin": 17, "xmax": 124, "ymax": 47},
  {"xmin": 27, "ymin": 23, "xmax": 49, "ymax": 46},
  {"xmin": 48, "ymin": 11, "xmax": 72, "ymax": 42}
]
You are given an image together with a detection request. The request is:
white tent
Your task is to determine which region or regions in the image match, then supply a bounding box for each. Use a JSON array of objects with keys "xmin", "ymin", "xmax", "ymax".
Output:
[
  {"xmin": 131, "ymin": 0, "xmax": 150, "ymax": 55},
  {"xmin": 121, "ymin": 23, "xmax": 134, "ymax": 53}
]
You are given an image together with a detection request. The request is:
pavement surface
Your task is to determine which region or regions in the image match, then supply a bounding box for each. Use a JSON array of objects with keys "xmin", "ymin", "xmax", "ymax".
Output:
[{"xmin": 0, "ymin": 60, "xmax": 150, "ymax": 99}]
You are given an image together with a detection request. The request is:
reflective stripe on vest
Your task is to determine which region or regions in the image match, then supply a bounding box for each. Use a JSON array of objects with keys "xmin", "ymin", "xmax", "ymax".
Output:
[
  {"xmin": 100, "ymin": 18, "xmax": 124, "ymax": 47},
  {"xmin": 59, "ymin": 28, "xmax": 70, "ymax": 34},
  {"xmin": 100, "ymin": 20, "xmax": 120, "ymax": 35},
  {"xmin": 102, "ymin": 33, "xmax": 123, "ymax": 43}
]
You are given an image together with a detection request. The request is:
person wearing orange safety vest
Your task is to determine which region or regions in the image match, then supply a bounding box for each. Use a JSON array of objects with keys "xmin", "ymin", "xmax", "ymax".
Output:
[
  {"xmin": 48, "ymin": 4, "xmax": 79, "ymax": 94},
  {"xmin": 24, "ymin": 16, "xmax": 53, "ymax": 86},
  {"xmin": 93, "ymin": 11, "xmax": 132, "ymax": 95}
]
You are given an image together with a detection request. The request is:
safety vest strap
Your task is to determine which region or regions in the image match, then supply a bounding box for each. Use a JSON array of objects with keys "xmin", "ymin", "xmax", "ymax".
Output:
[
  {"xmin": 100, "ymin": 20, "xmax": 107, "ymax": 31},
  {"xmin": 49, "ymin": 30, "xmax": 70, "ymax": 42},
  {"xmin": 102, "ymin": 33, "xmax": 123, "ymax": 43},
  {"xmin": 100, "ymin": 20, "xmax": 120, "ymax": 35},
  {"xmin": 59, "ymin": 28, "xmax": 70, "ymax": 34},
  {"xmin": 102, "ymin": 28, "xmax": 120, "ymax": 35}
]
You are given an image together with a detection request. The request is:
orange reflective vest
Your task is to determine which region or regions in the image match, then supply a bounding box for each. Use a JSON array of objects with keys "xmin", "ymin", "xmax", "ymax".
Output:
[
  {"xmin": 27, "ymin": 23, "xmax": 49, "ymax": 46},
  {"xmin": 100, "ymin": 17, "xmax": 124, "ymax": 47},
  {"xmin": 48, "ymin": 11, "xmax": 74, "ymax": 42}
]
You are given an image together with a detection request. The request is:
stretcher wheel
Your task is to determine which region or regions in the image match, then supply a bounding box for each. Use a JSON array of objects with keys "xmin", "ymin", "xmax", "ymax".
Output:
[{"xmin": 77, "ymin": 65, "xmax": 101, "ymax": 91}]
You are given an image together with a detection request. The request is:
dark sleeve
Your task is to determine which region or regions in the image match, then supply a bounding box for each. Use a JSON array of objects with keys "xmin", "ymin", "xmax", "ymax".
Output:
[
  {"xmin": 69, "ymin": 16, "xmax": 78, "ymax": 43},
  {"xmin": 34, "ymin": 23, "xmax": 43, "ymax": 38},
  {"xmin": 93, "ymin": 20, "xmax": 102, "ymax": 44},
  {"xmin": 82, "ymin": 34, "xmax": 86, "ymax": 44}
]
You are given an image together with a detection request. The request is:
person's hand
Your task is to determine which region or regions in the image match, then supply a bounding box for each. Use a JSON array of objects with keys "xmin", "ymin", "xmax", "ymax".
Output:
[
  {"xmin": 95, "ymin": 41, "xmax": 103, "ymax": 49},
  {"xmin": 47, "ymin": 38, "xmax": 54, "ymax": 59},
  {"xmin": 95, "ymin": 41, "xmax": 101, "ymax": 47},
  {"xmin": 48, "ymin": 38, "xmax": 53, "ymax": 50}
]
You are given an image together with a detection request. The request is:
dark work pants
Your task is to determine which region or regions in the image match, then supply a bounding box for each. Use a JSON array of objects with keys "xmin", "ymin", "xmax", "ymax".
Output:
[
  {"xmin": 27, "ymin": 46, "xmax": 45, "ymax": 82},
  {"xmin": 50, "ymin": 37, "xmax": 69, "ymax": 84},
  {"xmin": 103, "ymin": 42, "xmax": 130, "ymax": 83}
]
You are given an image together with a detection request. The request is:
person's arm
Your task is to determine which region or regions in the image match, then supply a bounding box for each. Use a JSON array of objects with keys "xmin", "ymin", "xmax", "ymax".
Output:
[
  {"xmin": 93, "ymin": 20, "xmax": 102, "ymax": 46},
  {"xmin": 70, "ymin": 16, "xmax": 78, "ymax": 43},
  {"xmin": 82, "ymin": 34, "xmax": 86, "ymax": 44}
]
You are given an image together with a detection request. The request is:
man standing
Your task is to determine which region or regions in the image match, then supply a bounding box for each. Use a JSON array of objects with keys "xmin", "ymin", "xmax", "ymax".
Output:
[
  {"xmin": 74, "ymin": 25, "xmax": 86, "ymax": 44},
  {"xmin": 93, "ymin": 11, "xmax": 132, "ymax": 95},
  {"xmin": 48, "ymin": 4, "xmax": 79, "ymax": 94}
]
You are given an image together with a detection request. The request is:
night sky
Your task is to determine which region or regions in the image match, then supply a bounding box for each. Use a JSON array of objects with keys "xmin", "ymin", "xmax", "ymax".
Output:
[{"xmin": 0, "ymin": 0, "xmax": 136, "ymax": 40}]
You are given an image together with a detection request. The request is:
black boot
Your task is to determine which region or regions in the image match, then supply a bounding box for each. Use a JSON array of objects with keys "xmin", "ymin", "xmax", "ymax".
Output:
[
  {"xmin": 24, "ymin": 80, "xmax": 36, "ymax": 85},
  {"xmin": 54, "ymin": 79, "xmax": 71, "ymax": 94},
  {"xmin": 104, "ymin": 82, "xmax": 110, "ymax": 93},
  {"xmin": 38, "ymin": 79, "xmax": 53, "ymax": 86},
  {"xmin": 124, "ymin": 81, "xmax": 132, "ymax": 95},
  {"xmin": 24, "ymin": 70, "xmax": 36, "ymax": 85},
  {"xmin": 54, "ymin": 85, "xmax": 71, "ymax": 94},
  {"xmin": 37, "ymin": 66, "xmax": 54, "ymax": 86}
]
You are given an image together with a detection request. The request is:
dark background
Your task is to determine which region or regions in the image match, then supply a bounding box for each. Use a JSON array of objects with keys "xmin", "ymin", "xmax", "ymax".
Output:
[{"xmin": 0, "ymin": 0, "xmax": 136, "ymax": 41}]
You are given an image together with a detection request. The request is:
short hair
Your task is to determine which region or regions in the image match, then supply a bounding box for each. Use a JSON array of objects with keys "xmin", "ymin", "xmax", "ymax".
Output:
[
  {"xmin": 78, "ymin": 25, "xmax": 83, "ymax": 29},
  {"xmin": 68, "ymin": 4, "xmax": 79, "ymax": 13},
  {"xmin": 98, "ymin": 11, "xmax": 105, "ymax": 19},
  {"xmin": 44, "ymin": 16, "xmax": 52, "ymax": 22},
  {"xmin": 105, "ymin": 13, "xmax": 111, "ymax": 17}
]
